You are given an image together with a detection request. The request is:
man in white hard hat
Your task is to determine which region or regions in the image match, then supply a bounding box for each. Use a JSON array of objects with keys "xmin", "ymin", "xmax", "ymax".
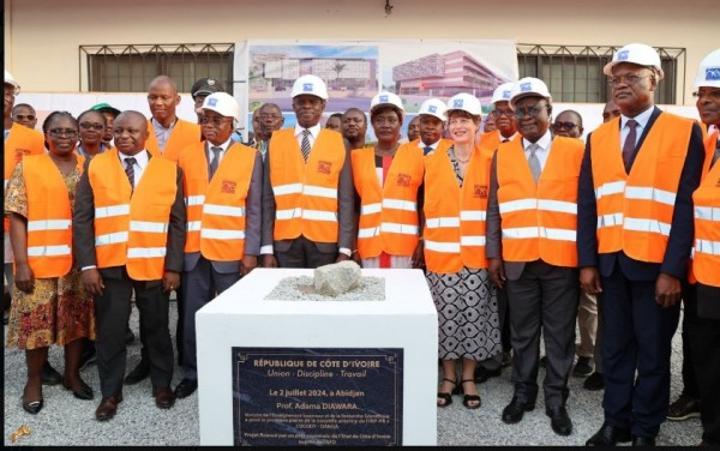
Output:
[
  {"xmin": 173, "ymin": 92, "xmax": 263, "ymax": 399},
  {"xmin": 579, "ymin": 43, "xmax": 705, "ymax": 446},
  {"xmin": 479, "ymin": 82, "xmax": 519, "ymax": 151},
  {"xmin": 486, "ymin": 77, "xmax": 585, "ymax": 436},
  {"xmin": 685, "ymin": 48, "xmax": 720, "ymax": 447},
  {"xmin": 415, "ymin": 98, "xmax": 451, "ymax": 156},
  {"xmin": 261, "ymin": 74, "xmax": 355, "ymax": 268}
]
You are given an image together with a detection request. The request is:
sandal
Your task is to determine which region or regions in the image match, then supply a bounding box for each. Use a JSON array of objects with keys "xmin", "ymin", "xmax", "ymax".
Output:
[
  {"xmin": 461, "ymin": 379, "xmax": 482, "ymax": 410},
  {"xmin": 437, "ymin": 377, "xmax": 458, "ymax": 408}
]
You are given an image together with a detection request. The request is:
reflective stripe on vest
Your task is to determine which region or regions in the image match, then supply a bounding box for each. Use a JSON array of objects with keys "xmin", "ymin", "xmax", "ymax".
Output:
[
  {"xmin": 496, "ymin": 136, "xmax": 583, "ymax": 267},
  {"xmin": 22, "ymin": 153, "xmax": 81, "ymax": 278},
  {"xmin": 178, "ymin": 141, "xmax": 257, "ymax": 260},
  {"xmin": 591, "ymin": 113, "xmax": 694, "ymax": 263},
  {"xmin": 269, "ymin": 128, "xmax": 344, "ymax": 243}
]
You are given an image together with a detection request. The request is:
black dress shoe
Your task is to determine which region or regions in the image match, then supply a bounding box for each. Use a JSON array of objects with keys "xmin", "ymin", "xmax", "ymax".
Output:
[
  {"xmin": 174, "ymin": 378, "xmax": 198, "ymax": 399},
  {"xmin": 632, "ymin": 436, "xmax": 655, "ymax": 446},
  {"xmin": 63, "ymin": 378, "xmax": 94, "ymax": 400},
  {"xmin": 546, "ymin": 406, "xmax": 573, "ymax": 436},
  {"xmin": 124, "ymin": 360, "xmax": 150, "ymax": 385},
  {"xmin": 41, "ymin": 361, "xmax": 63, "ymax": 386},
  {"xmin": 586, "ymin": 422, "xmax": 632, "ymax": 446},
  {"xmin": 501, "ymin": 397, "xmax": 535, "ymax": 424},
  {"xmin": 22, "ymin": 397, "xmax": 44, "ymax": 414},
  {"xmin": 583, "ymin": 372, "xmax": 605, "ymax": 391}
]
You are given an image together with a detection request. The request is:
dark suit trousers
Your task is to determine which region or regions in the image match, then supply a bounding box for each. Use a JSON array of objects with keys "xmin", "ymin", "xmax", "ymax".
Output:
[
  {"xmin": 679, "ymin": 281, "xmax": 699, "ymax": 398},
  {"xmin": 506, "ymin": 260, "xmax": 579, "ymax": 409},
  {"xmin": 95, "ymin": 271, "xmax": 174, "ymax": 397},
  {"xmin": 600, "ymin": 266, "xmax": 680, "ymax": 438},
  {"xmin": 275, "ymin": 236, "xmax": 337, "ymax": 268},
  {"xmin": 181, "ymin": 256, "xmax": 240, "ymax": 380},
  {"xmin": 689, "ymin": 283, "xmax": 720, "ymax": 445}
]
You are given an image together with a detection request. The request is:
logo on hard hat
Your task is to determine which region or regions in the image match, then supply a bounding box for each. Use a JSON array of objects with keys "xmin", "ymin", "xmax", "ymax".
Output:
[
  {"xmin": 520, "ymin": 82, "xmax": 532, "ymax": 92},
  {"xmin": 208, "ymin": 79, "xmax": 216, "ymax": 86},
  {"xmin": 303, "ymin": 83, "xmax": 313, "ymax": 92},
  {"xmin": 428, "ymin": 105, "xmax": 437, "ymax": 113},
  {"xmin": 453, "ymin": 99, "xmax": 463, "ymax": 108},
  {"xmin": 207, "ymin": 98, "xmax": 218, "ymax": 107},
  {"xmin": 502, "ymin": 90, "xmax": 511, "ymax": 99},
  {"xmin": 379, "ymin": 95, "xmax": 389, "ymax": 102},
  {"xmin": 706, "ymin": 67, "xmax": 720, "ymax": 81},
  {"xmin": 617, "ymin": 50, "xmax": 629, "ymax": 61}
]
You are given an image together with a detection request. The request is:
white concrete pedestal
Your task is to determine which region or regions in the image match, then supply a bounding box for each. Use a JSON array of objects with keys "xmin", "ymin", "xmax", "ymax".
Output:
[{"xmin": 196, "ymin": 268, "xmax": 437, "ymax": 446}]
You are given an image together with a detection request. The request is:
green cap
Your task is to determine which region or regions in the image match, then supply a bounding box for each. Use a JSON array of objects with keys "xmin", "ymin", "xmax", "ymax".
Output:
[{"xmin": 91, "ymin": 102, "xmax": 121, "ymax": 117}]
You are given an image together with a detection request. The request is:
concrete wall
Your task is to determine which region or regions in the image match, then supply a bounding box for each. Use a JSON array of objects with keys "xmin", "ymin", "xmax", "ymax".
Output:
[{"xmin": 4, "ymin": 0, "xmax": 718, "ymax": 104}]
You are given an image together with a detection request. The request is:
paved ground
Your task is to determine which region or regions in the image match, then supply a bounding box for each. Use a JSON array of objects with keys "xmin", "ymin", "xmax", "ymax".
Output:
[{"xmin": 4, "ymin": 301, "xmax": 702, "ymax": 446}]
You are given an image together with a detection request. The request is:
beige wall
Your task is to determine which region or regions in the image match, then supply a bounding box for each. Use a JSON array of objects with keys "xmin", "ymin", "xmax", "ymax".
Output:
[{"xmin": 4, "ymin": 0, "xmax": 718, "ymax": 105}]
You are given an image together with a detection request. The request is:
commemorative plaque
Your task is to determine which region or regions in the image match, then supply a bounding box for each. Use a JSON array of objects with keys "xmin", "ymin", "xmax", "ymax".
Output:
[{"xmin": 232, "ymin": 347, "xmax": 403, "ymax": 446}]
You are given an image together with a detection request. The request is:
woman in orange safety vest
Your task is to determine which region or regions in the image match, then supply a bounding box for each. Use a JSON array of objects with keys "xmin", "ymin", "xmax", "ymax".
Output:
[
  {"xmin": 5, "ymin": 111, "xmax": 95, "ymax": 415},
  {"xmin": 424, "ymin": 94, "xmax": 500, "ymax": 410}
]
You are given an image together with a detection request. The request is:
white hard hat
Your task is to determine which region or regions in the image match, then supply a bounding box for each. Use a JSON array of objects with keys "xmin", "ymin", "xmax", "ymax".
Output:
[
  {"xmin": 694, "ymin": 48, "xmax": 720, "ymax": 89},
  {"xmin": 491, "ymin": 82, "xmax": 515, "ymax": 105},
  {"xmin": 370, "ymin": 91, "xmax": 404, "ymax": 114},
  {"xmin": 510, "ymin": 77, "xmax": 552, "ymax": 109},
  {"xmin": 4, "ymin": 70, "xmax": 20, "ymax": 94},
  {"xmin": 202, "ymin": 92, "xmax": 240, "ymax": 120},
  {"xmin": 603, "ymin": 43, "xmax": 664, "ymax": 80},
  {"xmin": 418, "ymin": 98, "xmax": 447, "ymax": 121},
  {"xmin": 291, "ymin": 74, "xmax": 328, "ymax": 100},
  {"xmin": 446, "ymin": 93, "xmax": 483, "ymax": 116}
]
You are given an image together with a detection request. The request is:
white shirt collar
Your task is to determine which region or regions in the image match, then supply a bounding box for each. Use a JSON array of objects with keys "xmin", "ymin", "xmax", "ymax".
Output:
[
  {"xmin": 207, "ymin": 137, "xmax": 232, "ymax": 153},
  {"xmin": 498, "ymin": 131, "xmax": 518, "ymax": 142},
  {"xmin": 418, "ymin": 139, "xmax": 440, "ymax": 150},
  {"xmin": 294, "ymin": 123, "xmax": 321, "ymax": 139},
  {"xmin": 621, "ymin": 105, "xmax": 654, "ymax": 130},
  {"xmin": 522, "ymin": 130, "xmax": 552, "ymax": 152},
  {"xmin": 119, "ymin": 149, "xmax": 149, "ymax": 168}
]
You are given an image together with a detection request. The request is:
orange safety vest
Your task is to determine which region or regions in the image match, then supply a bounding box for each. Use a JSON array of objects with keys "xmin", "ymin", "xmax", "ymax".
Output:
[
  {"xmin": 4, "ymin": 122, "xmax": 45, "ymax": 232},
  {"xmin": 88, "ymin": 149, "xmax": 177, "ymax": 280},
  {"xmin": 268, "ymin": 128, "xmax": 345, "ymax": 244},
  {"xmin": 590, "ymin": 113, "xmax": 694, "ymax": 263},
  {"xmin": 146, "ymin": 119, "xmax": 201, "ymax": 162},
  {"xmin": 351, "ymin": 142, "xmax": 424, "ymax": 259},
  {"xmin": 178, "ymin": 141, "xmax": 258, "ymax": 260},
  {"xmin": 690, "ymin": 131, "xmax": 720, "ymax": 287},
  {"xmin": 423, "ymin": 144, "xmax": 494, "ymax": 273},
  {"xmin": 496, "ymin": 136, "xmax": 584, "ymax": 267},
  {"xmin": 23, "ymin": 153, "xmax": 84, "ymax": 278}
]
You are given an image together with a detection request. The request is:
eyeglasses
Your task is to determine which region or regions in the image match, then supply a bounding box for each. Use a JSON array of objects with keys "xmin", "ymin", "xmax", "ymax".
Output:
[
  {"xmin": 608, "ymin": 74, "xmax": 652, "ymax": 86},
  {"xmin": 199, "ymin": 116, "xmax": 232, "ymax": 126},
  {"xmin": 552, "ymin": 121, "xmax": 579, "ymax": 130},
  {"xmin": 79, "ymin": 122, "xmax": 105, "ymax": 131},
  {"xmin": 48, "ymin": 128, "xmax": 78, "ymax": 137},
  {"xmin": 692, "ymin": 89, "xmax": 720, "ymax": 100},
  {"xmin": 514, "ymin": 105, "xmax": 546, "ymax": 119},
  {"xmin": 494, "ymin": 109, "xmax": 514, "ymax": 117}
]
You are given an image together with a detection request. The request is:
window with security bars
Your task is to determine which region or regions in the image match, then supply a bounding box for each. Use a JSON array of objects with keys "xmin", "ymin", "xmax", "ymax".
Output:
[
  {"xmin": 517, "ymin": 45, "xmax": 685, "ymax": 104},
  {"xmin": 80, "ymin": 43, "xmax": 234, "ymax": 93}
]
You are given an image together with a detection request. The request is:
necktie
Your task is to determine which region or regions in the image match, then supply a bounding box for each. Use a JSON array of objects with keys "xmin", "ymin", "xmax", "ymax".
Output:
[
  {"xmin": 712, "ymin": 140, "xmax": 720, "ymax": 168},
  {"xmin": 124, "ymin": 157, "xmax": 136, "ymax": 190},
  {"xmin": 209, "ymin": 146, "xmax": 222, "ymax": 179},
  {"xmin": 527, "ymin": 143, "xmax": 541, "ymax": 183},
  {"xmin": 301, "ymin": 129, "xmax": 312, "ymax": 162},
  {"xmin": 622, "ymin": 119, "xmax": 639, "ymax": 172},
  {"xmin": 423, "ymin": 145, "xmax": 433, "ymax": 155}
]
